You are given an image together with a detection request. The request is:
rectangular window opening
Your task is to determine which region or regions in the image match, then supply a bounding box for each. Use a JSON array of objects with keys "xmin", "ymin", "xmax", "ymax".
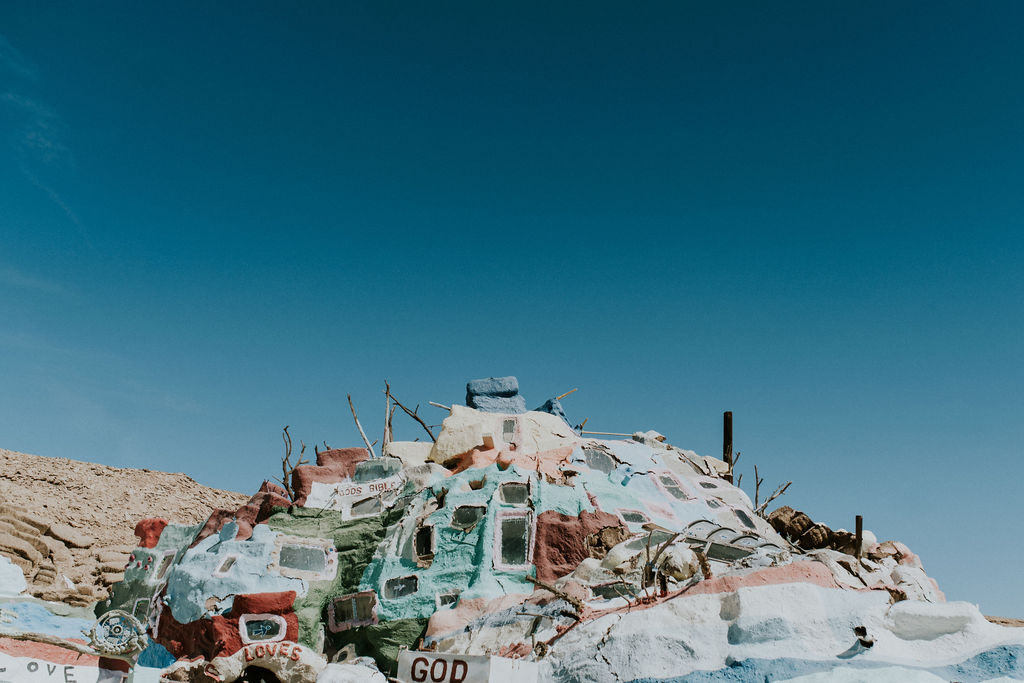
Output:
[
  {"xmin": 152, "ymin": 552, "xmax": 175, "ymax": 582},
  {"xmin": 279, "ymin": 545, "xmax": 327, "ymax": 573},
  {"xmin": 451, "ymin": 505, "xmax": 486, "ymax": 531},
  {"xmin": 384, "ymin": 575, "xmax": 419, "ymax": 599},
  {"xmin": 132, "ymin": 597, "xmax": 149, "ymax": 622},
  {"xmin": 437, "ymin": 591, "xmax": 460, "ymax": 608},
  {"xmin": 351, "ymin": 496, "xmax": 383, "ymax": 518},
  {"xmin": 328, "ymin": 591, "xmax": 378, "ymax": 632},
  {"xmin": 502, "ymin": 419, "xmax": 516, "ymax": 443},
  {"xmin": 414, "ymin": 525, "xmax": 435, "ymax": 561},
  {"xmin": 618, "ymin": 509, "xmax": 649, "ymax": 525},
  {"xmin": 499, "ymin": 481, "xmax": 530, "ymax": 505},
  {"xmin": 495, "ymin": 511, "xmax": 532, "ymax": 569}
]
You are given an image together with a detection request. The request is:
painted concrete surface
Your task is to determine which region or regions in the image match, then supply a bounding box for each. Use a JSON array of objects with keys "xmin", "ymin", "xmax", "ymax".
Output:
[{"xmin": 5, "ymin": 379, "xmax": 1023, "ymax": 682}]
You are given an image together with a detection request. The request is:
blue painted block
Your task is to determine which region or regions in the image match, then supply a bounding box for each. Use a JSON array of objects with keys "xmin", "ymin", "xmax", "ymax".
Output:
[
  {"xmin": 468, "ymin": 394, "xmax": 527, "ymax": 414},
  {"xmin": 466, "ymin": 376, "xmax": 520, "ymax": 398},
  {"xmin": 534, "ymin": 398, "xmax": 567, "ymax": 423}
]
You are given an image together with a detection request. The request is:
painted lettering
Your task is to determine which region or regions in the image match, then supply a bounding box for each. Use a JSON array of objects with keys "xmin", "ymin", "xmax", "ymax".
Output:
[
  {"xmin": 64, "ymin": 665, "xmax": 77, "ymax": 683},
  {"xmin": 279, "ymin": 642, "xmax": 290, "ymax": 657},
  {"xmin": 254, "ymin": 644, "xmax": 265, "ymax": 658},
  {"xmin": 290, "ymin": 645, "xmax": 302, "ymax": 661},
  {"xmin": 27, "ymin": 661, "xmax": 39, "ymax": 672},
  {"xmin": 410, "ymin": 657, "xmax": 429, "ymax": 683},
  {"xmin": 430, "ymin": 659, "xmax": 447, "ymax": 681},
  {"xmin": 450, "ymin": 660, "xmax": 468, "ymax": 683},
  {"xmin": 265, "ymin": 643, "xmax": 277, "ymax": 656},
  {"xmin": 244, "ymin": 646, "xmax": 255, "ymax": 662}
]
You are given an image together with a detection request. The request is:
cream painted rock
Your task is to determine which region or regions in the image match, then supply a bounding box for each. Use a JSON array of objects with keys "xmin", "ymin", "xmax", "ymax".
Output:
[
  {"xmin": 859, "ymin": 529, "xmax": 878, "ymax": 554},
  {"xmin": 429, "ymin": 405, "xmax": 578, "ymax": 465},
  {"xmin": 656, "ymin": 544, "xmax": 698, "ymax": 581},
  {"xmin": 162, "ymin": 641, "xmax": 327, "ymax": 683},
  {"xmin": 384, "ymin": 441, "xmax": 434, "ymax": 468},
  {"xmin": 886, "ymin": 600, "xmax": 980, "ymax": 640}
]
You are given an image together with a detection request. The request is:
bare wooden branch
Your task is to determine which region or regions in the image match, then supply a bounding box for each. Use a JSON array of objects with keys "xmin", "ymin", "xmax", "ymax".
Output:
[
  {"xmin": 0, "ymin": 629, "xmax": 104, "ymax": 659},
  {"xmin": 386, "ymin": 386, "xmax": 436, "ymax": 442},
  {"xmin": 273, "ymin": 425, "xmax": 309, "ymax": 501},
  {"xmin": 756, "ymin": 481, "xmax": 792, "ymax": 516},
  {"xmin": 753, "ymin": 464, "xmax": 765, "ymax": 509},
  {"xmin": 348, "ymin": 394, "xmax": 377, "ymax": 457},
  {"xmin": 555, "ymin": 388, "xmax": 578, "ymax": 401},
  {"xmin": 428, "ymin": 401, "xmax": 451, "ymax": 410},
  {"xmin": 735, "ymin": 473, "xmax": 743, "ymax": 488},
  {"xmin": 383, "ymin": 383, "xmax": 392, "ymax": 450},
  {"xmin": 524, "ymin": 575, "xmax": 584, "ymax": 614}
]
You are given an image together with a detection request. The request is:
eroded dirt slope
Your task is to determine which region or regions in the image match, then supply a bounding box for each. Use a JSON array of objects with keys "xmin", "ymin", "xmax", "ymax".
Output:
[{"xmin": 0, "ymin": 448, "xmax": 249, "ymax": 605}]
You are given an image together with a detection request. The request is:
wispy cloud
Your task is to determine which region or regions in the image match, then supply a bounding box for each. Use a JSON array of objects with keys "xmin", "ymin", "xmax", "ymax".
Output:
[
  {"xmin": 0, "ymin": 34, "xmax": 39, "ymax": 81},
  {"xmin": 0, "ymin": 33, "xmax": 90, "ymax": 249},
  {"xmin": 0, "ymin": 264, "xmax": 67, "ymax": 295},
  {"xmin": 2, "ymin": 92, "xmax": 71, "ymax": 165}
]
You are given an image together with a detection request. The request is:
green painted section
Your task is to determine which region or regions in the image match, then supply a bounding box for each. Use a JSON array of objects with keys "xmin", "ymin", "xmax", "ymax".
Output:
[
  {"xmin": 326, "ymin": 617, "xmax": 428, "ymax": 675},
  {"xmin": 264, "ymin": 503, "xmax": 408, "ymax": 650}
]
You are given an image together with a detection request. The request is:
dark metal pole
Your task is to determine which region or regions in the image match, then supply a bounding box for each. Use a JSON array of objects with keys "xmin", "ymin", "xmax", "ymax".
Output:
[
  {"xmin": 855, "ymin": 515, "xmax": 863, "ymax": 559},
  {"xmin": 723, "ymin": 411, "xmax": 733, "ymax": 483}
]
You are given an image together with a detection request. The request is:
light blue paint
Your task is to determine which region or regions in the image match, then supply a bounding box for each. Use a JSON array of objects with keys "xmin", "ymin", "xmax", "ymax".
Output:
[
  {"xmin": 624, "ymin": 644, "xmax": 1024, "ymax": 681},
  {"xmin": 0, "ymin": 600, "xmax": 94, "ymax": 640},
  {"xmin": 164, "ymin": 523, "xmax": 304, "ymax": 624}
]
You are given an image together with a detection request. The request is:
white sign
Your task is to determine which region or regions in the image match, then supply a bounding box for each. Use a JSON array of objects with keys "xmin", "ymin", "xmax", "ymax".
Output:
[
  {"xmin": 306, "ymin": 474, "xmax": 405, "ymax": 517},
  {"xmin": 396, "ymin": 651, "xmax": 537, "ymax": 683},
  {"xmin": 0, "ymin": 651, "xmax": 123, "ymax": 683}
]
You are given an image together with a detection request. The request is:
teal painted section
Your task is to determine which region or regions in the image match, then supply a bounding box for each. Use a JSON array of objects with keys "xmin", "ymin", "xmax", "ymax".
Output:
[
  {"xmin": 164, "ymin": 522, "xmax": 303, "ymax": 624},
  {"xmin": 98, "ymin": 523, "xmax": 200, "ymax": 619},
  {"xmin": 359, "ymin": 462, "xmax": 597, "ymax": 622}
]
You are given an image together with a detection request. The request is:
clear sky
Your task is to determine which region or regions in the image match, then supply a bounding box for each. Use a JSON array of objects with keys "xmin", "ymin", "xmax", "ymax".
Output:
[{"xmin": 1, "ymin": 2, "xmax": 1021, "ymax": 616}]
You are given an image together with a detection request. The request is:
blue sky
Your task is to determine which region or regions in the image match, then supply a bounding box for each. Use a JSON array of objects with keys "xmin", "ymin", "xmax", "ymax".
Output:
[{"xmin": 1, "ymin": 2, "xmax": 1021, "ymax": 615}]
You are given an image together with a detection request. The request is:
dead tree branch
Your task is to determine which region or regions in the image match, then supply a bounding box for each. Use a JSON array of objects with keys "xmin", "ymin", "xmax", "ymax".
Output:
[
  {"xmin": 383, "ymin": 385, "xmax": 393, "ymax": 451},
  {"xmin": 753, "ymin": 464, "xmax": 765, "ymax": 509},
  {"xmin": 348, "ymin": 394, "xmax": 377, "ymax": 458},
  {"xmin": 727, "ymin": 450, "xmax": 741, "ymax": 481},
  {"xmin": 0, "ymin": 629, "xmax": 104, "ymax": 659},
  {"xmin": 273, "ymin": 426, "xmax": 309, "ymax": 502},
  {"xmin": 756, "ymin": 481, "xmax": 792, "ymax": 516},
  {"xmin": 385, "ymin": 384, "xmax": 436, "ymax": 442},
  {"xmin": 524, "ymin": 575, "xmax": 584, "ymax": 614}
]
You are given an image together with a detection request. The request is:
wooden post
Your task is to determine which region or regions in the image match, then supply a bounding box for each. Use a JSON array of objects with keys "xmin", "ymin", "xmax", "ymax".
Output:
[
  {"xmin": 723, "ymin": 411, "xmax": 733, "ymax": 483},
  {"xmin": 855, "ymin": 515, "xmax": 863, "ymax": 559}
]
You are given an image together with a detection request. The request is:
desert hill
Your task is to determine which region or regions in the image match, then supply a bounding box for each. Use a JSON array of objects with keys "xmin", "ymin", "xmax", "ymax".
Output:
[{"xmin": 0, "ymin": 448, "xmax": 248, "ymax": 606}]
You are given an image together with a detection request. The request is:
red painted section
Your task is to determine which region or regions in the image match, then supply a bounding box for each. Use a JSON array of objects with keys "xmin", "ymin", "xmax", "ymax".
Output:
[
  {"xmin": 291, "ymin": 448, "xmax": 371, "ymax": 506},
  {"xmin": 674, "ymin": 561, "xmax": 842, "ymax": 598},
  {"xmin": 134, "ymin": 518, "xmax": 169, "ymax": 548},
  {"xmin": 99, "ymin": 657, "xmax": 130, "ymax": 672},
  {"xmin": 534, "ymin": 509, "xmax": 627, "ymax": 583},
  {"xmin": 156, "ymin": 591, "xmax": 299, "ymax": 661},
  {"xmin": 0, "ymin": 637, "xmax": 100, "ymax": 665},
  {"xmin": 193, "ymin": 481, "xmax": 293, "ymax": 544}
]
